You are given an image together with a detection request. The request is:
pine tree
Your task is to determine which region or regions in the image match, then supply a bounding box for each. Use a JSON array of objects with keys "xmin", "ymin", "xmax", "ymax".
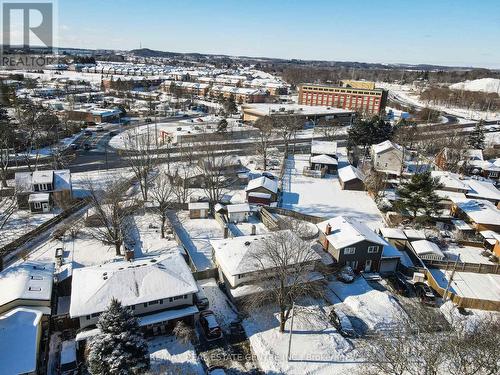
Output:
[
  {"xmin": 87, "ymin": 299, "xmax": 149, "ymax": 375},
  {"xmin": 224, "ymin": 94, "xmax": 237, "ymax": 114},
  {"xmin": 467, "ymin": 121, "xmax": 485, "ymax": 150},
  {"xmin": 395, "ymin": 171, "xmax": 443, "ymax": 222},
  {"xmin": 217, "ymin": 118, "xmax": 228, "ymax": 133}
]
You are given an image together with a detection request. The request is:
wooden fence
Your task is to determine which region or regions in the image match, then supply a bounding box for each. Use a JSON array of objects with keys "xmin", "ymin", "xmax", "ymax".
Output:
[
  {"xmin": 265, "ymin": 206, "xmax": 326, "ymax": 224},
  {"xmin": 422, "ymin": 259, "xmax": 500, "ymax": 275}
]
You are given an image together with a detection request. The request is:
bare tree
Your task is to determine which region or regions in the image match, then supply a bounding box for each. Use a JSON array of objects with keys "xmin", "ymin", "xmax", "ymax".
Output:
[
  {"xmin": 273, "ymin": 115, "xmax": 303, "ymax": 156},
  {"xmin": 245, "ymin": 227, "xmax": 323, "ymax": 333},
  {"xmin": 172, "ymin": 321, "xmax": 195, "ymax": 345},
  {"xmin": 254, "ymin": 116, "xmax": 274, "ymax": 171},
  {"xmin": 150, "ymin": 170, "xmax": 174, "ymax": 238},
  {"xmin": 123, "ymin": 129, "xmax": 158, "ymax": 201},
  {"xmin": 364, "ymin": 169, "xmax": 387, "ymax": 203},
  {"xmin": 0, "ymin": 194, "xmax": 16, "ymax": 230},
  {"xmin": 85, "ymin": 179, "xmax": 135, "ymax": 256},
  {"xmin": 0, "ymin": 106, "xmax": 14, "ymax": 187},
  {"xmin": 197, "ymin": 144, "xmax": 232, "ymax": 203}
]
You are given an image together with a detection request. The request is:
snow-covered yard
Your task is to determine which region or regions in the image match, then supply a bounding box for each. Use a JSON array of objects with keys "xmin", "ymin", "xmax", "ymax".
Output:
[
  {"xmin": 148, "ymin": 336, "xmax": 204, "ymax": 375},
  {"xmin": 327, "ymin": 277, "xmax": 405, "ymax": 332},
  {"xmin": 243, "ymin": 300, "xmax": 359, "ymax": 375},
  {"xmin": 71, "ymin": 167, "xmax": 135, "ymax": 198},
  {"xmin": 169, "ymin": 211, "xmax": 224, "ymax": 271},
  {"xmin": 281, "ymin": 154, "xmax": 383, "ymax": 229},
  {"xmin": 442, "ymin": 244, "xmax": 495, "ymax": 265}
]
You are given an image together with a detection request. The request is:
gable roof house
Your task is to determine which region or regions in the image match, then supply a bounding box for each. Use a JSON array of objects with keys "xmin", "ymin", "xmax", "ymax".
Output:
[
  {"xmin": 371, "ymin": 140, "xmax": 404, "ymax": 176},
  {"xmin": 70, "ymin": 251, "xmax": 198, "ymax": 331},
  {"xmin": 245, "ymin": 176, "xmax": 278, "ymax": 205},
  {"xmin": 15, "ymin": 169, "xmax": 72, "ymax": 213},
  {"xmin": 450, "ymin": 198, "xmax": 500, "ymax": 232},
  {"xmin": 338, "ymin": 165, "xmax": 365, "ymax": 190},
  {"xmin": 317, "ymin": 216, "xmax": 395, "ymax": 272},
  {"xmin": 210, "ymin": 231, "xmax": 322, "ymax": 299}
]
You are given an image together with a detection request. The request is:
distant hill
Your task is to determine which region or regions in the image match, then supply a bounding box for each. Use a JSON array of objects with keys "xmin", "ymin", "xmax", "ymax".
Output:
[{"xmin": 449, "ymin": 78, "xmax": 500, "ymax": 94}]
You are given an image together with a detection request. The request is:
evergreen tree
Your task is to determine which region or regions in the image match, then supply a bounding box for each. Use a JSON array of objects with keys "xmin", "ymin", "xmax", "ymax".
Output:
[
  {"xmin": 224, "ymin": 94, "xmax": 237, "ymax": 114},
  {"xmin": 87, "ymin": 299, "xmax": 149, "ymax": 375},
  {"xmin": 216, "ymin": 118, "xmax": 228, "ymax": 133},
  {"xmin": 347, "ymin": 116, "xmax": 394, "ymax": 151},
  {"xmin": 467, "ymin": 121, "xmax": 485, "ymax": 150},
  {"xmin": 395, "ymin": 171, "xmax": 443, "ymax": 222}
]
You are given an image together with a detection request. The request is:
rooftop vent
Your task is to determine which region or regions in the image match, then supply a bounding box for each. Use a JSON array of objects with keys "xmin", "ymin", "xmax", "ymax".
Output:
[{"xmin": 244, "ymin": 241, "xmax": 251, "ymax": 246}]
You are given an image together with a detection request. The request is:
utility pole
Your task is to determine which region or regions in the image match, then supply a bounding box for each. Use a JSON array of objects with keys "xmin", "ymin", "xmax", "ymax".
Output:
[
  {"xmin": 287, "ymin": 303, "xmax": 295, "ymax": 361},
  {"xmin": 443, "ymin": 255, "xmax": 460, "ymax": 303}
]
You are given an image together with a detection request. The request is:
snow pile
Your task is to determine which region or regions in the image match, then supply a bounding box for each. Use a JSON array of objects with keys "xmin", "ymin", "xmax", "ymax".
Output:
[
  {"xmin": 440, "ymin": 301, "xmax": 500, "ymax": 333},
  {"xmin": 328, "ymin": 278, "xmax": 404, "ymax": 332},
  {"xmin": 243, "ymin": 302, "xmax": 357, "ymax": 375},
  {"xmin": 450, "ymin": 78, "xmax": 500, "ymax": 94}
]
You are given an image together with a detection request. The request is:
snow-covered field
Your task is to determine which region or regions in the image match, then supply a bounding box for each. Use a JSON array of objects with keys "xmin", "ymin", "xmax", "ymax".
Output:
[
  {"xmin": 378, "ymin": 82, "xmax": 500, "ymax": 121},
  {"xmin": 71, "ymin": 167, "xmax": 135, "ymax": 198},
  {"xmin": 449, "ymin": 78, "xmax": 500, "ymax": 94},
  {"xmin": 148, "ymin": 335, "xmax": 204, "ymax": 375},
  {"xmin": 281, "ymin": 154, "xmax": 383, "ymax": 229},
  {"xmin": 243, "ymin": 300, "xmax": 358, "ymax": 375}
]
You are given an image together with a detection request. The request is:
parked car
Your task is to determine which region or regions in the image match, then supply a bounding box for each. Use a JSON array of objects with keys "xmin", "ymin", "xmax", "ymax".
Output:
[
  {"xmin": 199, "ymin": 310, "xmax": 222, "ymax": 341},
  {"xmin": 85, "ymin": 121, "xmax": 96, "ymax": 127},
  {"xmin": 84, "ymin": 130, "xmax": 92, "ymax": 136},
  {"xmin": 109, "ymin": 130, "xmax": 118, "ymax": 136},
  {"xmin": 194, "ymin": 289, "xmax": 209, "ymax": 310},
  {"xmin": 387, "ymin": 273, "xmax": 411, "ymax": 296},
  {"xmin": 329, "ymin": 308, "xmax": 356, "ymax": 338},
  {"xmin": 83, "ymin": 143, "xmax": 91, "ymax": 151},
  {"xmin": 338, "ymin": 265, "xmax": 355, "ymax": 283},
  {"xmin": 95, "ymin": 125, "xmax": 104, "ymax": 131},
  {"xmin": 415, "ymin": 283, "xmax": 436, "ymax": 306},
  {"xmin": 70, "ymin": 143, "xmax": 79, "ymax": 150},
  {"xmin": 59, "ymin": 340, "xmax": 77, "ymax": 375},
  {"xmin": 145, "ymin": 117, "xmax": 152, "ymax": 123}
]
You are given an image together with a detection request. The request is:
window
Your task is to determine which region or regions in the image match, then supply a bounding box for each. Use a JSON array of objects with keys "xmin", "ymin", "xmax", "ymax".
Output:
[
  {"xmin": 39, "ymin": 183, "xmax": 48, "ymax": 191},
  {"xmin": 34, "ymin": 202, "xmax": 41, "ymax": 209},
  {"xmin": 91, "ymin": 313, "xmax": 100, "ymax": 318},
  {"xmin": 149, "ymin": 300, "xmax": 158, "ymax": 306},
  {"xmin": 172, "ymin": 295, "xmax": 184, "ymax": 301},
  {"xmin": 143, "ymin": 303, "xmax": 147, "ymax": 308},
  {"xmin": 344, "ymin": 247, "xmax": 356, "ymax": 255},
  {"xmin": 368, "ymin": 246, "xmax": 379, "ymax": 253},
  {"xmin": 159, "ymin": 299, "xmax": 163, "ymax": 304},
  {"xmin": 237, "ymin": 274, "xmax": 245, "ymax": 279},
  {"xmin": 490, "ymin": 171, "xmax": 498, "ymax": 177},
  {"xmin": 28, "ymin": 286, "xmax": 41, "ymax": 291},
  {"xmin": 86, "ymin": 315, "xmax": 90, "ymax": 320}
]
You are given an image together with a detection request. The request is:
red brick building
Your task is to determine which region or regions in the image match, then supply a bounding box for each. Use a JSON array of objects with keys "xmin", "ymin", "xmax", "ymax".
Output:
[{"xmin": 298, "ymin": 84, "xmax": 388, "ymax": 115}]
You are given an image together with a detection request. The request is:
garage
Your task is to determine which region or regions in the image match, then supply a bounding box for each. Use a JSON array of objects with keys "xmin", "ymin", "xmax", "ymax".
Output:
[{"xmin": 379, "ymin": 257, "xmax": 399, "ymax": 274}]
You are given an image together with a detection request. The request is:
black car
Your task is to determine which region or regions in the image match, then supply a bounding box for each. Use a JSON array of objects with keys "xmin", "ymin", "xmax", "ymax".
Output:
[
  {"xmin": 414, "ymin": 283, "xmax": 436, "ymax": 306},
  {"xmin": 337, "ymin": 266, "xmax": 355, "ymax": 283},
  {"xmin": 83, "ymin": 143, "xmax": 91, "ymax": 151},
  {"xmin": 387, "ymin": 273, "xmax": 411, "ymax": 296},
  {"xmin": 145, "ymin": 117, "xmax": 152, "ymax": 123},
  {"xmin": 329, "ymin": 308, "xmax": 356, "ymax": 338},
  {"xmin": 199, "ymin": 310, "xmax": 222, "ymax": 341},
  {"xmin": 84, "ymin": 130, "xmax": 92, "ymax": 136}
]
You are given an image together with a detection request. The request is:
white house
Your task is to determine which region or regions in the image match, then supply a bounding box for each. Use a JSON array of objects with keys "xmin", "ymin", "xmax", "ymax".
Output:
[
  {"xmin": 410, "ymin": 240, "xmax": 445, "ymax": 261},
  {"xmin": 371, "ymin": 140, "xmax": 404, "ymax": 176},
  {"xmin": 210, "ymin": 231, "xmax": 322, "ymax": 293},
  {"xmin": 188, "ymin": 202, "xmax": 210, "ymax": 219},
  {"xmin": 0, "ymin": 261, "xmax": 54, "ymax": 315},
  {"xmin": 70, "ymin": 251, "xmax": 198, "ymax": 331}
]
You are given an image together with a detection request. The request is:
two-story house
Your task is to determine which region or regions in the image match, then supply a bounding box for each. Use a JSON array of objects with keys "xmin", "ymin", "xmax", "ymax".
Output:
[
  {"xmin": 371, "ymin": 140, "xmax": 404, "ymax": 176},
  {"xmin": 317, "ymin": 216, "xmax": 387, "ymax": 272},
  {"xmin": 69, "ymin": 251, "xmax": 199, "ymax": 335},
  {"xmin": 15, "ymin": 169, "xmax": 72, "ymax": 213}
]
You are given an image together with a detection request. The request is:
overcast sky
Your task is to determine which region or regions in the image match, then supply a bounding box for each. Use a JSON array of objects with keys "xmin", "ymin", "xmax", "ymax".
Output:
[{"xmin": 56, "ymin": 0, "xmax": 500, "ymax": 69}]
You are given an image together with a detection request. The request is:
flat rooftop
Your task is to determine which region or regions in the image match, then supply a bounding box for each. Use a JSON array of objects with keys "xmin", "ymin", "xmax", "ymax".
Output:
[{"xmin": 242, "ymin": 103, "xmax": 355, "ymax": 117}]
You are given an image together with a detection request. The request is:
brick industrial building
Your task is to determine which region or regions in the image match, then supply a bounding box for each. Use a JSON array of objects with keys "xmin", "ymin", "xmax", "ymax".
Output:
[{"xmin": 298, "ymin": 83, "xmax": 388, "ymax": 115}]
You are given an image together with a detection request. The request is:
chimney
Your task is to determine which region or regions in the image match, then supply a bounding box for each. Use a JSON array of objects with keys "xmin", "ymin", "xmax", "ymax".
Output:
[
  {"xmin": 125, "ymin": 248, "xmax": 135, "ymax": 261},
  {"xmin": 251, "ymin": 224, "xmax": 256, "ymax": 235},
  {"xmin": 223, "ymin": 225, "xmax": 229, "ymax": 239},
  {"xmin": 325, "ymin": 223, "xmax": 332, "ymax": 235}
]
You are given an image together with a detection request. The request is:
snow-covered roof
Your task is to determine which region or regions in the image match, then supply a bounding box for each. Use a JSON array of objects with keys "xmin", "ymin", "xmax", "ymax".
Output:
[
  {"xmin": 379, "ymin": 227, "xmax": 407, "ymax": 240},
  {"xmin": 241, "ymin": 103, "xmax": 355, "ymax": 117},
  {"xmin": 372, "ymin": 140, "xmax": 402, "ymax": 155},
  {"xmin": 32, "ymin": 170, "xmax": 53, "ymax": 184},
  {"xmin": 403, "ymin": 229, "xmax": 426, "ymax": 240},
  {"xmin": 211, "ymin": 230, "xmax": 320, "ymax": 276},
  {"xmin": 0, "ymin": 307, "xmax": 43, "ymax": 375},
  {"xmin": 188, "ymin": 202, "xmax": 209, "ymax": 210},
  {"xmin": 452, "ymin": 198, "xmax": 500, "ymax": 225},
  {"xmin": 465, "ymin": 179, "xmax": 500, "ymax": 202},
  {"xmin": 0, "ymin": 261, "xmax": 54, "ymax": 308},
  {"xmin": 338, "ymin": 165, "xmax": 365, "ymax": 182},
  {"xmin": 248, "ymin": 192, "xmax": 272, "ymax": 199},
  {"xmin": 28, "ymin": 193, "xmax": 50, "ymax": 203},
  {"xmin": 54, "ymin": 169, "xmax": 72, "ymax": 191},
  {"xmin": 311, "ymin": 140, "xmax": 337, "ymax": 156},
  {"xmin": 310, "ymin": 154, "xmax": 338, "ymax": 165},
  {"xmin": 60, "ymin": 340, "xmax": 77, "ymax": 365},
  {"xmin": 466, "ymin": 149, "xmax": 484, "ymax": 161},
  {"xmin": 214, "ymin": 203, "xmax": 226, "ymax": 212},
  {"xmin": 245, "ymin": 176, "xmax": 278, "ymax": 194},
  {"xmin": 410, "ymin": 240, "xmax": 445, "ymax": 259},
  {"xmin": 431, "ymin": 171, "xmax": 469, "ymax": 192},
  {"xmin": 14, "ymin": 172, "xmax": 32, "ymax": 193},
  {"xmin": 69, "ymin": 251, "xmax": 198, "ymax": 317},
  {"xmin": 316, "ymin": 216, "xmax": 387, "ymax": 249},
  {"xmin": 227, "ymin": 203, "xmax": 250, "ymax": 213},
  {"xmin": 451, "ymin": 219, "xmax": 473, "ymax": 231}
]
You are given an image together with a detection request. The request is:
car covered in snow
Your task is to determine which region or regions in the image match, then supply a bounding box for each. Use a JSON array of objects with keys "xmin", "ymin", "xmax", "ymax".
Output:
[
  {"xmin": 329, "ymin": 308, "xmax": 356, "ymax": 338},
  {"xmin": 414, "ymin": 282, "xmax": 436, "ymax": 306},
  {"xmin": 337, "ymin": 266, "xmax": 355, "ymax": 283},
  {"xmin": 199, "ymin": 310, "xmax": 222, "ymax": 341}
]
